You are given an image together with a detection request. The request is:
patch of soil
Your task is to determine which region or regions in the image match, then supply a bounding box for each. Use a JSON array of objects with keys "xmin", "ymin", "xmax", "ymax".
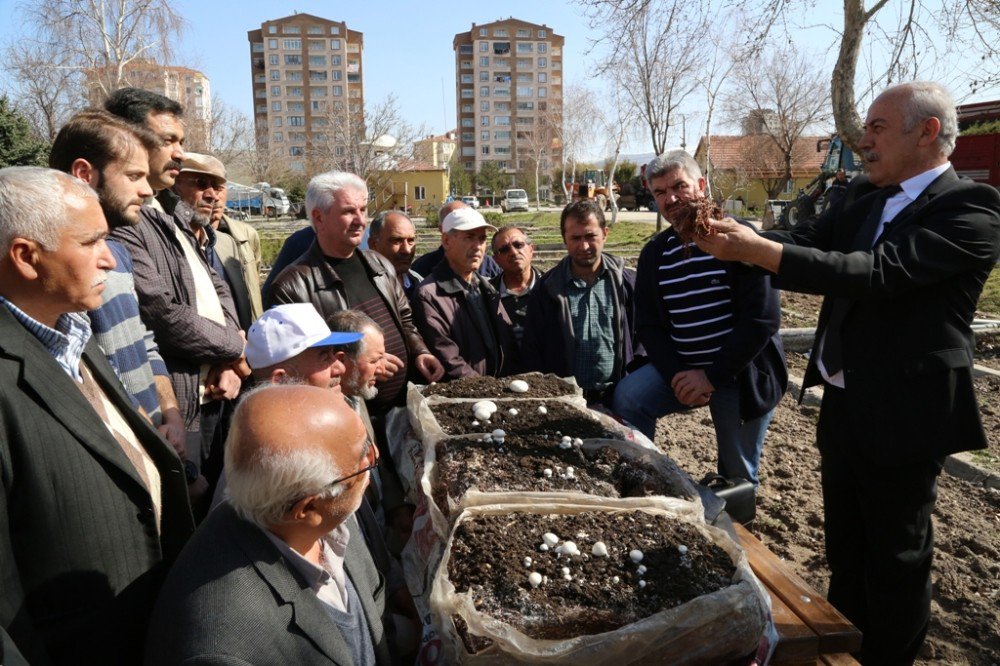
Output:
[
  {"xmin": 432, "ymin": 435, "xmax": 687, "ymax": 516},
  {"xmin": 779, "ymin": 290, "xmax": 823, "ymax": 328},
  {"xmin": 446, "ymin": 511, "xmax": 735, "ymax": 643},
  {"xmin": 430, "ymin": 400, "xmax": 618, "ymax": 440},
  {"xmin": 976, "ymin": 334, "xmax": 1000, "ymax": 370},
  {"xmin": 422, "ymin": 373, "xmax": 577, "ymax": 399},
  {"xmin": 653, "ymin": 389, "xmax": 1000, "ymax": 665}
]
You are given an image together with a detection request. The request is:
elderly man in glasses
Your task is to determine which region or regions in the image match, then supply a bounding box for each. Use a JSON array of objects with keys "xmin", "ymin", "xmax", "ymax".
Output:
[
  {"xmin": 489, "ymin": 224, "xmax": 540, "ymax": 345},
  {"xmin": 146, "ymin": 384, "xmax": 395, "ymax": 665}
]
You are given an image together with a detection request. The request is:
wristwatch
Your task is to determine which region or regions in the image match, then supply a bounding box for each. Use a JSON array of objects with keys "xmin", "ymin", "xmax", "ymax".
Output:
[{"xmin": 184, "ymin": 460, "xmax": 200, "ymax": 485}]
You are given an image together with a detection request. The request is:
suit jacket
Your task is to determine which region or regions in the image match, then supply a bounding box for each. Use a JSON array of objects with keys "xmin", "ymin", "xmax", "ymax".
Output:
[
  {"xmin": 111, "ymin": 207, "xmax": 245, "ymax": 431},
  {"xmin": 0, "ymin": 308, "xmax": 195, "ymax": 665},
  {"xmin": 145, "ymin": 502, "xmax": 393, "ymax": 666},
  {"xmin": 767, "ymin": 167, "xmax": 1000, "ymax": 464}
]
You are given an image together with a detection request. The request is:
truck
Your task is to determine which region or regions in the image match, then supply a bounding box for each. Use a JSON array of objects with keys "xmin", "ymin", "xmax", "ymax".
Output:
[
  {"xmin": 774, "ymin": 100, "xmax": 1000, "ymax": 230},
  {"xmin": 223, "ymin": 182, "xmax": 291, "ymax": 217},
  {"xmin": 565, "ymin": 169, "xmax": 619, "ymax": 211}
]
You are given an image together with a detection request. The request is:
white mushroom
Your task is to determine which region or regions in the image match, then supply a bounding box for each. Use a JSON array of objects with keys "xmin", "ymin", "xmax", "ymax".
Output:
[
  {"xmin": 677, "ymin": 545, "xmax": 689, "ymax": 555},
  {"xmin": 491, "ymin": 429, "xmax": 506, "ymax": 444},
  {"xmin": 523, "ymin": 556, "xmax": 532, "ymax": 567},
  {"xmin": 637, "ymin": 565, "xmax": 647, "ymax": 575},
  {"xmin": 508, "ymin": 408, "xmax": 519, "ymax": 416},
  {"xmin": 629, "ymin": 549, "xmax": 644, "ymax": 563},
  {"xmin": 528, "ymin": 572, "xmax": 543, "ymax": 588},
  {"xmin": 611, "ymin": 576, "xmax": 620, "ymax": 584},
  {"xmin": 591, "ymin": 541, "xmax": 609, "ymax": 557},
  {"xmin": 639, "ymin": 580, "xmax": 647, "ymax": 589},
  {"xmin": 473, "ymin": 406, "xmax": 493, "ymax": 422},
  {"xmin": 509, "ymin": 379, "xmax": 530, "ymax": 393},
  {"xmin": 543, "ymin": 468, "xmax": 553, "ymax": 478},
  {"xmin": 561, "ymin": 567, "xmax": 570, "ymax": 576},
  {"xmin": 542, "ymin": 532, "xmax": 560, "ymax": 548},
  {"xmin": 538, "ymin": 405, "xmax": 548, "ymax": 414},
  {"xmin": 556, "ymin": 541, "xmax": 580, "ymax": 557}
]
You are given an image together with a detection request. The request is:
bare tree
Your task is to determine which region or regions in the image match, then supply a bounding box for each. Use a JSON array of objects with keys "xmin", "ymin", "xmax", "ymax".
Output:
[
  {"xmin": 206, "ymin": 97, "xmax": 254, "ymax": 166},
  {"xmin": 597, "ymin": 86, "xmax": 639, "ymax": 225},
  {"xmin": 557, "ymin": 83, "xmax": 597, "ymax": 202},
  {"xmin": 244, "ymin": 128, "xmax": 291, "ymax": 185},
  {"xmin": 725, "ymin": 44, "xmax": 830, "ymax": 193},
  {"xmin": 4, "ymin": 42, "xmax": 79, "ymax": 141},
  {"xmin": 18, "ymin": 0, "xmax": 186, "ymax": 98},
  {"xmin": 517, "ymin": 107, "xmax": 561, "ymax": 210}
]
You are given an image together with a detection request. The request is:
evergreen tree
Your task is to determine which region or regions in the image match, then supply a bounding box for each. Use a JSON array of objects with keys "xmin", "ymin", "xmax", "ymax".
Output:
[{"xmin": 0, "ymin": 97, "xmax": 49, "ymax": 168}]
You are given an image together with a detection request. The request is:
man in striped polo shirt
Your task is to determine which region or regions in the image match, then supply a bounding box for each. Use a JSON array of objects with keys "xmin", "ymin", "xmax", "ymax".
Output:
[{"xmin": 613, "ymin": 150, "xmax": 787, "ymax": 487}]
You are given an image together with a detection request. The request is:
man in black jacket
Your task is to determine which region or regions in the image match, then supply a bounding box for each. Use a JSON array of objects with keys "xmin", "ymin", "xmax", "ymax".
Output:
[
  {"xmin": 613, "ymin": 150, "xmax": 786, "ymax": 487},
  {"xmin": 698, "ymin": 81, "xmax": 1000, "ymax": 664}
]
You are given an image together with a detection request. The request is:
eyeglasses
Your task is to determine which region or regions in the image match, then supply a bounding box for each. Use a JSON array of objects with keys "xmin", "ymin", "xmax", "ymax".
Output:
[
  {"xmin": 324, "ymin": 437, "xmax": 380, "ymax": 488},
  {"xmin": 178, "ymin": 175, "xmax": 225, "ymax": 191},
  {"xmin": 494, "ymin": 239, "xmax": 528, "ymax": 256}
]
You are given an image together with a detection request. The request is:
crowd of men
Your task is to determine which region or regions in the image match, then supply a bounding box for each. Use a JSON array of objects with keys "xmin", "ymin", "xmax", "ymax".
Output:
[{"xmin": 0, "ymin": 80, "xmax": 997, "ymax": 666}]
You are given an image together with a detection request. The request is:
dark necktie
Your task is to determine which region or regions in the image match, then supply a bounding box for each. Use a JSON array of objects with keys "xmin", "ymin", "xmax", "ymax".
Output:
[{"xmin": 820, "ymin": 185, "xmax": 902, "ymax": 377}]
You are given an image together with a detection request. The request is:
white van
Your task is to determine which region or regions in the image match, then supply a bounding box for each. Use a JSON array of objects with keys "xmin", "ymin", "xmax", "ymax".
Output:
[{"xmin": 501, "ymin": 189, "xmax": 529, "ymax": 213}]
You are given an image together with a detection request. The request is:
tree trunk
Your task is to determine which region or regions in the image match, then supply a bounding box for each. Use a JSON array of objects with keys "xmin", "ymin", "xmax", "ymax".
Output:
[{"xmin": 832, "ymin": 0, "xmax": 890, "ymax": 151}]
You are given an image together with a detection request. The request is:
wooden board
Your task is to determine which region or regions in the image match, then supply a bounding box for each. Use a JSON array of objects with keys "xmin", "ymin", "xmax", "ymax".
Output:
[{"xmin": 733, "ymin": 523, "xmax": 863, "ymax": 660}]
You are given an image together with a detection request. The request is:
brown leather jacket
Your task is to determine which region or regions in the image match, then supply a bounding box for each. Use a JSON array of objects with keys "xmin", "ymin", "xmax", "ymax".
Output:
[{"xmin": 265, "ymin": 241, "xmax": 431, "ymax": 360}]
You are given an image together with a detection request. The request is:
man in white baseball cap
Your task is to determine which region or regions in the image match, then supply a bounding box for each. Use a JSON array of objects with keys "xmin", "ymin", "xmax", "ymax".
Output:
[
  {"xmin": 246, "ymin": 303, "xmax": 362, "ymax": 389},
  {"xmin": 411, "ymin": 207, "xmax": 518, "ymax": 379}
]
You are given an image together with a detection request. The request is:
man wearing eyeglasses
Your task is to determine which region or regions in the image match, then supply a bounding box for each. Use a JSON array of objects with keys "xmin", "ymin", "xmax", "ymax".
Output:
[
  {"xmin": 489, "ymin": 224, "xmax": 540, "ymax": 345},
  {"xmin": 146, "ymin": 384, "xmax": 394, "ymax": 665}
]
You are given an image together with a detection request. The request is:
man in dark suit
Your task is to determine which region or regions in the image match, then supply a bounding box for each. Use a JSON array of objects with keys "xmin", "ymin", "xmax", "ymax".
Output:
[
  {"xmin": 146, "ymin": 383, "xmax": 394, "ymax": 665},
  {"xmin": 0, "ymin": 167, "xmax": 195, "ymax": 665},
  {"xmin": 698, "ymin": 81, "xmax": 1000, "ymax": 664}
]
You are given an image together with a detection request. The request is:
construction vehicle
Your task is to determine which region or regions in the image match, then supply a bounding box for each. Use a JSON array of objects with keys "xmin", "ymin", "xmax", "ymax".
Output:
[
  {"xmin": 774, "ymin": 100, "xmax": 1000, "ymax": 230},
  {"xmin": 616, "ymin": 176, "xmax": 655, "ymax": 211},
  {"xmin": 565, "ymin": 169, "xmax": 619, "ymax": 211}
]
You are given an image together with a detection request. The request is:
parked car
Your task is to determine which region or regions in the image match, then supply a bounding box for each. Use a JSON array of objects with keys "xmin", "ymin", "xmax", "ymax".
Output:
[
  {"xmin": 460, "ymin": 195, "xmax": 480, "ymax": 209},
  {"xmin": 501, "ymin": 189, "xmax": 529, "ymax": 213}
]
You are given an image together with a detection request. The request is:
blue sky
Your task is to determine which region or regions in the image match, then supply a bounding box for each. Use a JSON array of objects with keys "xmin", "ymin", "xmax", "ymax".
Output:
[{"xmin": 1, "ymin": 0, "xmax": 996, "ymax": 158}]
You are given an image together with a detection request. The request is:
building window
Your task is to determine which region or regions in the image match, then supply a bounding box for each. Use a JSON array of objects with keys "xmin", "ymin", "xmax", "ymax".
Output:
[
  {"xmin": 495, "ymin": 102, "xmax": 510, "ymax": 111},
  {"xmin": 310, "ymin": 86, "xmax": 327, "ymax": 97},
  {"xmin": 538, "ymin": 29, "xmax": 547, "ymax": 38},
  {"xmin": 481, "ymin": 146, "xmax": 490, "ymax": 155},
  {"xmin": 266, "ymin": 39, "xmax": 277, "ymax": 49},
  {"xmin": 517, "ymin": 29, "xmax": 530, "ymax": 37},
  {"xmin": 479, "ymin": 56, "xmax": 489, "ymax": 67},
  {"xmin": 479, "ymin": 86, "xmax": 489, "ymax": 97},
  {"xmin": 495, "ymin": 116, "xmax": 510, "ymax": 126},
  {"xmin": 462, "ymin": 146, "xmax": 476, "ymax": 156},
  {"xmin": 284, "ymin": 54, "xmax": 302, "ymax": 65},
  {"xmin": 538, "ymin": 72, "xmax": 547, "ymax": 83},
  {"xmin": 461, "ymin": 88, "xmax": 474, "ymax": 99},
  {"xmin": 288, "ymin": 116, "xmax": 305, "ymax": 126},
  {"xmin": 286, "ymin": 86, "xmax": 303, "ymax": 97},
  {"xmin": 333, "ymin": 85, "xmax": 343, "ymax": 96},
  {"xmin": 479, "ymin": 42, "xmax": 489, "ymax": 52},
  {"xmin": 332, "ymin": 55, "xmax": 342, "ymax": 65},
  {"xmin": 481, "ymin": 101, "xmax": 489, "ymax": 111},
  {"xmin": 493, "ymin": 29, "xmax": 508, "ymax": 37},
  {"xmin": 273, "ymin": 116, "xmax": 282, "ymax": 126},
  {"xmin": 461, "ymin": 74, "xmax": 473, "ymax": 84},
  {"xmin": 516, "ymin": 101, "xmax": 534, "ymax": 111},
  {"xmin": 479, "ymin": 71, "xmax": 489, "ymax": 82},
  {"xmin": 271, "ymin": 85, "xmax": 281, "ymax": 96},
  {"xmin": 287, "ymin": 71, "xmax": 303, "ymax": 82},
  {"xmin": 414, "ymin": 186, "xmax": 426, "ymax": 200},
  {"xmin": 332, "ymin": 70, "xmax": 342, "ymax": 81},
  {"xmin": 309, "ymin": 40, "xmax": 325, "ymax": 51},
  {"xmin": 517, "ymin": 43, "xmax": 533, "ymax": 53},
  {"xmin": 283, "ymin": 25, "xmax": 300, "ymax": 34},
  {"xmin": 461, "ymin": 60, "xmax": 472, "ymax": 69},
  {"xmin": 493, "ymin": 41, "xmax": 510, "ymax": 55},
  {"xmin": 495, "ymin": 146, "xmax": 511, "ymax": 155},
  {"xmin": 537, "ymin": 43, "xmax": 548, "ymax": 54},
  {"xmin": 494, "ymin": 130, "xmax": 510, "ymax": 140},
  {"xmin": 271, "ymin": 101, "xmax": 281, "ymax": 111},
  {"xmin": 269, "ymin": 54, "xmax": 279, "ymax": 65},
  {"xmin": 481, "ymin": 130, "xmax": 490, "ymax": 141},
  {"xmin": 330, "ymin": 26, "xmax": 341, "ymax": 35},
  {"xmin": 462, "ymin": 132, "xmax": 474, "ymax": 142},
  {"xmin": 283, "ymin": 39, "xmax": 301, "ymax": 50},
  {"xmin": 516, "ymin": 57, "xmax": 532, "ymax": 68},
  {"xmin": 270, "ymin": 70, "xmax": 281, "ymax": 80},
  {"xmin": 538, "ymin": 86, "xmax": 547, "ymax": 98},
  {"xmin": 289, "ymin": 146, "xmax": 304, "ymax": 156},
  {"xmin": 311, "ymin": 100, "xmax": 326, "ymax": 111},
  {"xmin": 516, "ymin": 72, "xmax": 533, "ymax": 82},
  {"xmin": 273, "ymin": 132, "xmax": 283, "ymax": 142},
  {"xmin": 309, "ymin": 55, "xmax": 327, "ymax": 66},
  {"xmin": 255, "ymin": 104, "xmax": 266, "ymax": 113},
  {"xmin": 479, "ymin": 28, "xmax": 487, "ymax": 36},
  {"xmin": 493, "ymin": 87, "xmax": 510, "ymax": 97},
  {"xmin": 461, "ymin": 118, "xmax": 474, "ymax": 127},
  {"xmin": 516, "ymin": 86, "xmax": 533, "ymax": 97},
  {"xmin": 537, "ymin": 57, "xmax": 547, "ymax": 68},
  {"xmin": 481, "ymin": 116, "xmax": 490, "ymax": 126},
  {"xmin": 309, "ymin": 70, "xmax": 328, "ymax": 81},
  {"xmin": 331, "ymin": 39, "xmax": 342, "ymax": 50},
  {"xmin": 255, "ymin": 89, "xmax": 267, "ymax": 99},
  {"xmin": 268, "ymin": 25, "xmax": 277, "ymax": 34},
  {"xmin": 308, "ymin": 25, "xmax": 323, "ymax": 34},
  {"xmin": 287, "ymin": 101, "xmax": 304, "ymax": 112}
]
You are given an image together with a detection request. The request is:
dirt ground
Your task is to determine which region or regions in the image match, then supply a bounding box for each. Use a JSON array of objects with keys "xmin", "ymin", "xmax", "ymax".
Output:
[{"xmin": 653, "ymin": 291, "xmax": 1000, "ymax": 664}]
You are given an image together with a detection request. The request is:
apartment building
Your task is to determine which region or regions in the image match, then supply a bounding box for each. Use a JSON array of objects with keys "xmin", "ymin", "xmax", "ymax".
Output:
[
  {"xmin": 414, "ymin": 131, "xmax": 458, "ymax": 167},
  {"xmin": 84, "ymin": 61, "xmax": 211, "ymax": 150},
  {"xmin": 248, "ymin": 13, "xmax": 364, "ymax": 173},
  {"xmin": 453, "ymin": 18, "xmax": 563, "ymax": 194}
]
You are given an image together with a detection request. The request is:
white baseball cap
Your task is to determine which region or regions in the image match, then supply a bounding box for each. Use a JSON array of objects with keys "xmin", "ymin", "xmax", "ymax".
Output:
[
  {"xmin": 245, "ymin": 303, "xmax": 363, "ymax": 369},
  {"xmin": 441, "ymin": 207, "xmax": 497, "ymax": 233}
]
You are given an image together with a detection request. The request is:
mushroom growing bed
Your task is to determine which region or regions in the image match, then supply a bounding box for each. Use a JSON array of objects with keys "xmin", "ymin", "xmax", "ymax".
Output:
[
  {"xmin": 428, "ymin": 399, "xmax": 619, "ymax": 440},
  {"xmin": 420, "ymin": 372, "xmax": 578, "ymax": 399}
]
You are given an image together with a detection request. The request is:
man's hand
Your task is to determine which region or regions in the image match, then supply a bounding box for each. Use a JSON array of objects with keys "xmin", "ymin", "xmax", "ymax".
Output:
[
  {"xmin": 415, "ymin": 353, "xmax": 445, "ymax": 382},
  {"xmin": 206, "ymin": 366, "xmax": 242, "ymax": 401},
  {"xmin": 694, "ymin": 218, "xmax": 783, "ymax": 273},
  {"xmin": 378, "ymin": 352, "xmax": 405, "ymax": 381},
  {"xmin": 230, "ymin": 357, "xmax": 252, "ymax": 380},
  {"xmin": 158, "ymin": 406, "xmax": 187, "ymax": 458},
  {"xmin": 671, "ymin": 369, "xmax": 715, "ymax": 407}
]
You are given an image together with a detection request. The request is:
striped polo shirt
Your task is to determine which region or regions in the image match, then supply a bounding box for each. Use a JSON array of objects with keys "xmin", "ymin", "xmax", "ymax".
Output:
[{"xmin": 656, "ymin": 231, "xmax": 734, "ymax": 368}]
